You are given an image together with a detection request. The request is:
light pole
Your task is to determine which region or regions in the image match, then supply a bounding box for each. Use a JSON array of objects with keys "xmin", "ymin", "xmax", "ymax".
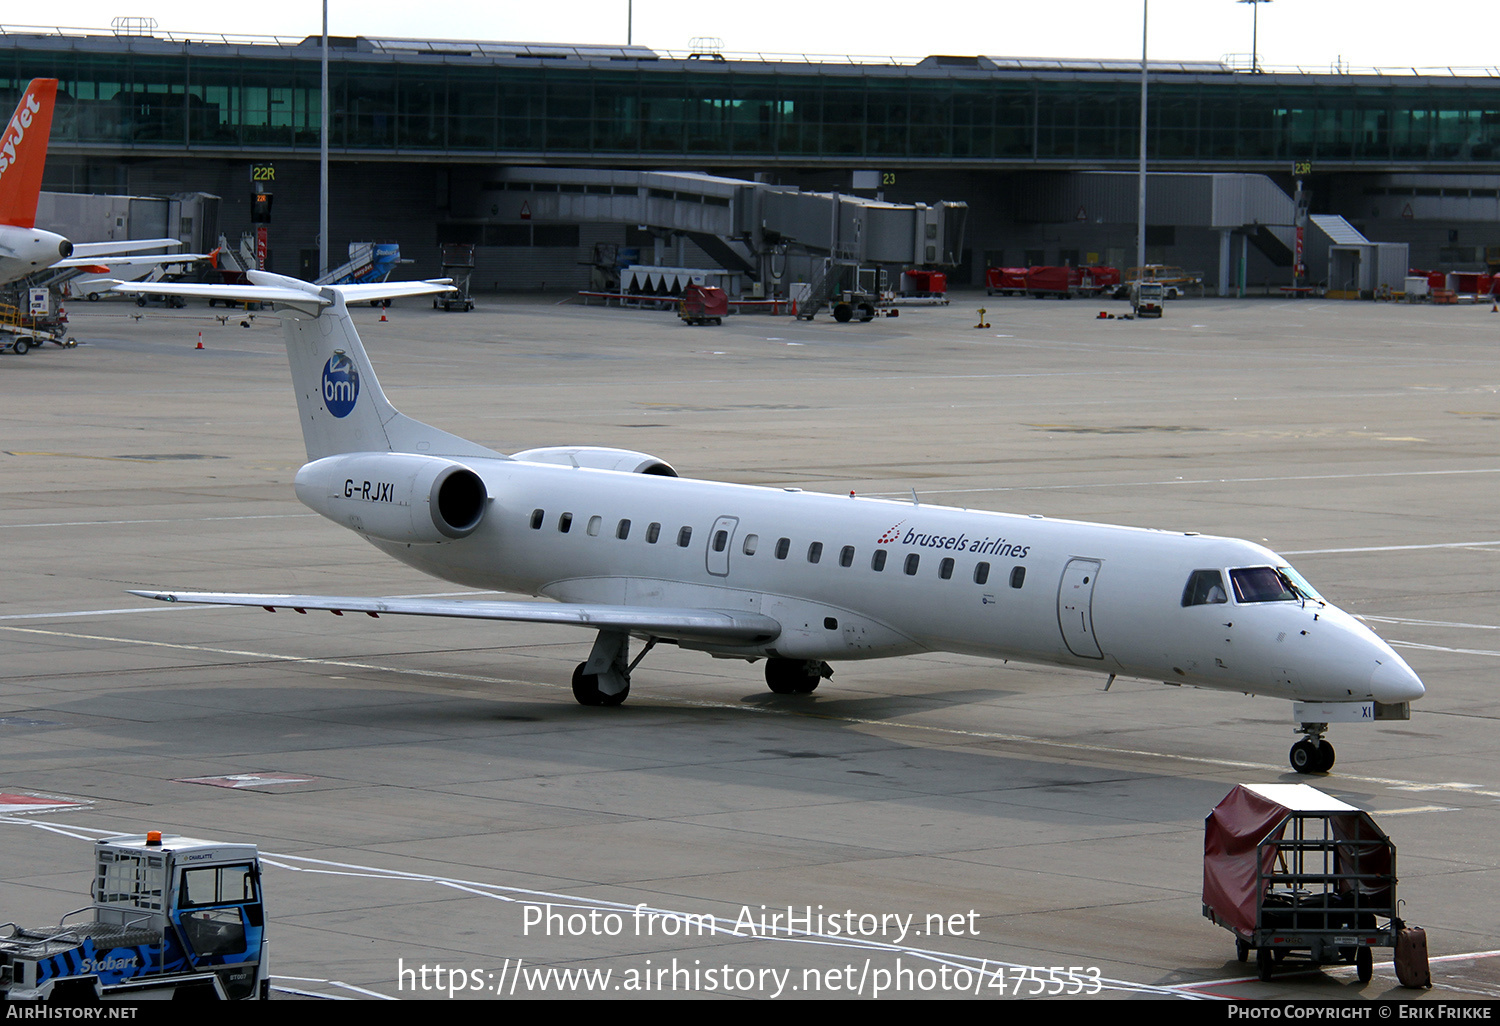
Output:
[
  {"xmin": 319, "ymin": 0, "xmax": 329, "ymax": 278},
  {"xmin": 1239, "ymin": 0, "xmax": 1272, "ymax": 74},
  {"xmin": 1136, "ymin": 0, "xmax": 1147, "ymax": 276}
]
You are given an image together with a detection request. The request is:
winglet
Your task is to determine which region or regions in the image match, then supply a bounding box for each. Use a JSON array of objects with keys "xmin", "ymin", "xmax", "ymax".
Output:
[{"xmin": 0, "ymin": 79, "xmax": 58, "ymax": 229}]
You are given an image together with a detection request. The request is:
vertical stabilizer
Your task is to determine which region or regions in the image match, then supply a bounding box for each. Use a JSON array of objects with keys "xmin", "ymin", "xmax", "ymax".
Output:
[
  {"xmin": 260, "ymin": 273, "xmax": 502, "ymax": 461},
  {"xmin": 0, "ymin": 79, "xmax": 57, "ymax": 229}
]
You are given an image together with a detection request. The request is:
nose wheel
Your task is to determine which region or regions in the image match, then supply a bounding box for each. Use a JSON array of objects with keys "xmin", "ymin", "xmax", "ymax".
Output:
[{"xmin": 1290, "ymin": 731, "xmax": 1335, "ymax": 774}]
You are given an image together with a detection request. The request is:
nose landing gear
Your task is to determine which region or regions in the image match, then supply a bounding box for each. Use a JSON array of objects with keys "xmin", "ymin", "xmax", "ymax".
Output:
[{"xmin": 1290, "ymin": 722, "xmax": 1335, "ymax": 773}]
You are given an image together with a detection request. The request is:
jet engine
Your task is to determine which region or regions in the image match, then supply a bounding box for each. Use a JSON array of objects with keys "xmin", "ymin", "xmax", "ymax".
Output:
[
  {"xmin": 510, "ymin": 446, "xmax": 678, "ymax": 477},
  {"xmin": 294, "ymin": 452, "xmax": 488, "ymax": 544}
]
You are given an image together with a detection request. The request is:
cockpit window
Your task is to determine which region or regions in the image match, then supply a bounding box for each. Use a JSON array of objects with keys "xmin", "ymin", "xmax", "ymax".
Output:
[
  {"xmin": 1229, "ymin": 566, "xmax": 1298, "ymax": 603},
  {"xmin": 1278, "ymin": 565, "xmax": 1324, "ymax": 603},
  {"xmin": 1182, "ymin": 569, "xmax": 1228, "ymax": 606}
]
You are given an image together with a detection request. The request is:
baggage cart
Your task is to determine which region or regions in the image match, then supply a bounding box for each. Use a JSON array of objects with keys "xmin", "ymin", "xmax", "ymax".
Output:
[
  {"xmin": 678, "ymin": 283, "xmax": 727, "ymax": 325},
  {"xmin": 1203, "ymin": 784, "xmax": 1398, "ymax": 983}
]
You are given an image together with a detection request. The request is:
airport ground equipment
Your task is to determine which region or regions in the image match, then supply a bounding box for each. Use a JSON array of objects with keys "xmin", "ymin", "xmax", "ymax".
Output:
[
  {"xmin": 316, "ymin": 241, "xmax": 403, "ymax": 289},
  {"xmin": 1203, "ymin": 784, "xmax": 1402, "ymax": 985},
  {"xmin": 435, "ymin": 243, "xmax": 475, "ymax": 311},
  {"xmin": 678, "ymin": 283, "xmax": 727, "ymax": 325},
  {"xmin": 0, "ymin": 831, "xmax": 268, "ymax": 1001},
  {"xmin": 0, "ymin": 298, "xmax": 73, "ymax": 352},
  {"xmin": 985, "ymin": 266, "xmax": 1119, "ymax": 299},
  {"xmin": 1130, "ymin": 280, "xmax": 1165, "ymax": 317},
  {"xmin": 1123, "ymin": 264, "xmax": 1203, "ymax": 299}
]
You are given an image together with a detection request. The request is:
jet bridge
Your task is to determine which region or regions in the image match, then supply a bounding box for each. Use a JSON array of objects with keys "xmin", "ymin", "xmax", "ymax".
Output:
[{"xmin": 469, "ymin": 168, "xmax": 966, "ymax": 298}]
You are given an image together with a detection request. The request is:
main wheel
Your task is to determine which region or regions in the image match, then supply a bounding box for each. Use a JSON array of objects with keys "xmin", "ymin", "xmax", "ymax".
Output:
[
  {"xmin": 765, "ymin": 658, "xmax": 820, "ymax": 694},
  {"xmin": 1356, "ymin": 945, "xmax": 1372, "ymax": 983},
  {"xmin": 1315, "ymin": 740, "xmax": 1336, "ymax": 773},
  {"xmin": 571, "ymin": 662, "xmax": 628, "ymax": 707}
]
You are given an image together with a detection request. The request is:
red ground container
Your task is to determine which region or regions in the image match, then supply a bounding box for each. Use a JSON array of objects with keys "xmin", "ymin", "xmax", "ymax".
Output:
[
  {"xmin": 901, "ymin": 270, "xmax": 947, "ymax": 295},
  {"xmin": 678, "ymin": 284, "xmax": 728, "ymax": 325},
  {"xmin": 985, "ymin": 267, "xmax": 1030, "ymax": 295}
]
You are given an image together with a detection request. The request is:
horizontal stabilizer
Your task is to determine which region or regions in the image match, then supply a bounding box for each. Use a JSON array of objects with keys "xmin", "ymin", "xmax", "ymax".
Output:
[
  {"xmin": 112, "ymin": 281, "xmax": 333, "ymax": 305},
  {"xmin": 129, "ymin": 590, "xmax": 783, "ymax": 645},
  {"xmin": 112, "ymin": 272, "xmax": 455, "ymax": 308}
]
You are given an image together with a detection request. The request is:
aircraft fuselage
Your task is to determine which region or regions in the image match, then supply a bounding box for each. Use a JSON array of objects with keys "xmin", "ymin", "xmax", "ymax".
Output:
[{"xmin": 365, "ymin": 458, "xmax": 1422, "ymax": 707}]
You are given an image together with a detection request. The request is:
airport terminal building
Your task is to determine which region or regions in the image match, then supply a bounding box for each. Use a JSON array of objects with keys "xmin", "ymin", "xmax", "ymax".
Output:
[{"xmin": 6, "ymin": 24, "xmax": 1500, "ymax": 290}]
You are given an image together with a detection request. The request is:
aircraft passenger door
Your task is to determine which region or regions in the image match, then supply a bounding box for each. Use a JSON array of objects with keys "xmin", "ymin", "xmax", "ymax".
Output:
[
  {"xmin": 705, "ymin": 516, "xmax": 738, "ymax": 577},
  {"xmin": 1057, "ymin": 558, "xmax": 1105, "ymax": 659}
]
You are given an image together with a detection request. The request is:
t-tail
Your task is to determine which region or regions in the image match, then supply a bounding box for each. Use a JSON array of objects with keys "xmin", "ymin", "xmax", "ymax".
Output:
[
  {"xmin": 113, "ymin": 270, "xmax": 504, "ymax": 462},
  {"xmin": 0, "ymin": 79, "xmax": 57, "ymax": 230}
]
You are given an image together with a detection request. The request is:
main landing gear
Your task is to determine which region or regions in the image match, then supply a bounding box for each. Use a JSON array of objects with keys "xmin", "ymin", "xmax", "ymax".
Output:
[
  {"xmin": 568, "ymin": 639, "xmax": 836, "ymax": 706},
  {"xmin": 764, "ymin": 658, "xmax": 832, "ymax": 694},
  {"xmin": 1290, "ymin": 721, "xmax": 1335, "ymax": 774},
  {"xmin": 571, "ymin": 630, "xmax": 657, "ymax": 707}
]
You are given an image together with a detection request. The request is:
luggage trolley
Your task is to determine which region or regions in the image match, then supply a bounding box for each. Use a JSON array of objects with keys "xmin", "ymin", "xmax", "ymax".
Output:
[
  {"xmin": 436, "ymin": 243, "xmax": 475, "ymax": 312},
  {"xmin": 1203, "ymin": 784, "xmax": 1398, "ymax": 983}
]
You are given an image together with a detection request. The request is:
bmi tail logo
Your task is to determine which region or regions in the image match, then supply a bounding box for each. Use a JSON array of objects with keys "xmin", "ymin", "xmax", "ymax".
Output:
[{"xmin": 322, "ymin": 350, "xmax": 359, "ymax": 418}]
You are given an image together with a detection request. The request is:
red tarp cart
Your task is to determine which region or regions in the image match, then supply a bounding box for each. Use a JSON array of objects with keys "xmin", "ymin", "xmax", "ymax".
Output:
[
  {"xmin": 1203, "ymin": 784, "xmax": 1398, "ymax": 983},
  {"xmin": 678, "ymin": 284, "xmax": 728, "ymax": 325}
]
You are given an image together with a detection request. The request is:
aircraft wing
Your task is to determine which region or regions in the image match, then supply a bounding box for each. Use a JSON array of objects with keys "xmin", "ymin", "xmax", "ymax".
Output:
[
  {"xmin": 57, "ymin": 252, "xmax": 208, "ymax": 269},
  {"xmin": 70, "ymin": 238, "xmax": 184, "ymax": 258},
  {"xmin": 128, "ymin": 590, "xmax": 782, "ymax": 644}
]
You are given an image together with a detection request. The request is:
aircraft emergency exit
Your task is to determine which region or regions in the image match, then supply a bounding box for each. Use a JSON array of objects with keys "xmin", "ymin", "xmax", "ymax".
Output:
[
  {"xmin": 0, "ymin": 79, "xmax": 192, "ymax": 286},
  {"xmin": 119, "ymin": 272, "xmax": 1425, "ymax": 774}
]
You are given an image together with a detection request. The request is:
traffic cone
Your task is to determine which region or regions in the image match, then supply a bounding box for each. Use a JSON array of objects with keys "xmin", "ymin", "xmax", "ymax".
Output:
[
  {"xmin": 379, "ymin": 310, "xmax": 388, "ymax": 322},
  {"xmin": 196, "ymin": 332, "xmax": 204, "ymax": 350},
  {"xmin": 790, "ymin": 299, "xmax": 798, "ymax": 317}
]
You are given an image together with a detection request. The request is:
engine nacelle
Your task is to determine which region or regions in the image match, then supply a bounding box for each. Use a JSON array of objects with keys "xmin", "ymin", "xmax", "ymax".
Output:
[
  {"xmin": 294, "ymin": 452, "xmax": 488, "ymax": 544},
  {"xmin": 510, "ymin": 446, "xmax": 678, "ymax": 477}
]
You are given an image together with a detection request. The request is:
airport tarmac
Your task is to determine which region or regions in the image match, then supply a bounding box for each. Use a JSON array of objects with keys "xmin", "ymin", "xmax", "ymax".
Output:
[{"xmin": 1, "ymin": 291, "xmax": 1497, "ymax": 1001}]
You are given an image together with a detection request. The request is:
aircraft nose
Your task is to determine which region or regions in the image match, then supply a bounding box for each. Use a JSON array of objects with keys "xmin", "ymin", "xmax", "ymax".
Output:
[{"xmin": 1370, "ymin": 655, "xmax": 1425, "ymax": 703}]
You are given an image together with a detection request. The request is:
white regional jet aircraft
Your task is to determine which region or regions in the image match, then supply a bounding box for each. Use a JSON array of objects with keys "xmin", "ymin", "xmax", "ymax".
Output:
[
  {"xmin": 0, "ymin": 79, "xmax": 191, "ymax": 287},
  {"xmin": 120, "ymin": 272, "xmax": 1425, "ymax": 774}
]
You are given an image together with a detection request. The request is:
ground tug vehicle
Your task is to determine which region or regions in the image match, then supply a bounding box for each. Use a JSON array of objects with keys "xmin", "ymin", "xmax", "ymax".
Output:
[{"xmin": 0, "ymin": 831, "xmax": 267, "ymax": 1001}]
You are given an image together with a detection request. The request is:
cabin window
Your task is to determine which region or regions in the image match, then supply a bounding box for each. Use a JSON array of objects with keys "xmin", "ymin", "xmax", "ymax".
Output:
[
  {"xmin": 742, "ymin": 534, "xmax": 758, "ymax": 556},
  {"xmin": 558, "ymin": 512, "xmax": 573, "ymax": 533},
  {"xmin": 973, "ymin": 562, "xmax": 990, "ymax": 585},
  {"xmin": 839, "ymin": 545, "xmax": 855, "ymax": 568},
  {"xmin": 807, "ymin": 542, "xmax": 823, "ymax": 564},
  {"xmin": 904, "ymin": 553, "xmax": 920, "ymax": 576},
  {"xmin": 529, "ymin": 509, "xmax": 544, "ymax": 529},
  {"xmin": 1229, "ymin": 567, "xmax": 1297, "ymax": 604},
  {"xmin": 939, "ymin": 557, "xmax": 954, "ymax": 580},
  {"xmin": 1010, "ymin": 566, "xmax": 1026, "ymax": 589},
  {"xmin": 775, "ymin": 537, "xmax": 790, "ymax": 559},
  {"xmin": 587, "ymin": 515, "xmax": 602, "ymax": 537},
  {"xmin": 677, "ymin": 526, "xmax": 692, "ymax": 547},
  {"xmin": 871, "ymin": 549, "xmax": 887, "ymax": 572},
  {"xmin": 1183, "ymin": 569, "xmax": 1228, "ymax": 606},
  {"xmin": 646, "ymin": 522, "xmax": 661, "ymax": 544},
  {"xmin": 616, "ymin": 519, "xmax": 631, "ymax": 540},
  {"xmin": 713, "ymin": 530, "xmax": 729, "ymax": 553}
]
